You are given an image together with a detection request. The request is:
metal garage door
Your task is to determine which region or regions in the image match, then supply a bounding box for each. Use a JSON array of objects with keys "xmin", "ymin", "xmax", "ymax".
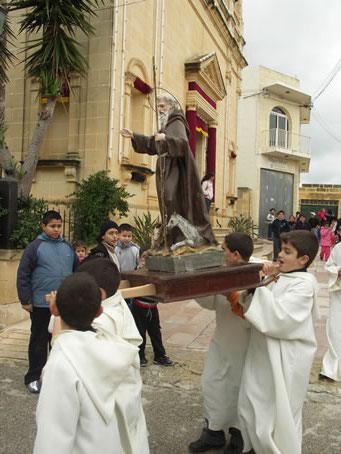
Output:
[{"xmin": 259, "ymin": 169, "xmax": 294, "ymax": 238}]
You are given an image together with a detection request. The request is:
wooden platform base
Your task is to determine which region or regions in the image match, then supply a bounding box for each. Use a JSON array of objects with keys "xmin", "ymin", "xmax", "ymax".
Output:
[{"xmin": 121, "ymin": 263, "xmax": 263, "ymax": 303}]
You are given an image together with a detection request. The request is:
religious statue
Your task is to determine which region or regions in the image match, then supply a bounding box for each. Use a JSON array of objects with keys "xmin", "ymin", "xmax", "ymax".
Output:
[{"xmin": 120, "ymin": 93, "xmax": 216, "ymax": 250}]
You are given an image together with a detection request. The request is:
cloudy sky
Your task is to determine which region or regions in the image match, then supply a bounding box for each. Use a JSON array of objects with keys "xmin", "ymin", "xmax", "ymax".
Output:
[{"xmin": 243, "ymin": 0, "xmax": 341, "ymax": 184}]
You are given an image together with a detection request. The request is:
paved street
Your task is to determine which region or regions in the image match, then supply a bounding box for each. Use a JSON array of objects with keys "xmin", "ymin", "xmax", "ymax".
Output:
[{"xmin": 1, "ymin": 258, "xmax": 341, "ymax": 454}]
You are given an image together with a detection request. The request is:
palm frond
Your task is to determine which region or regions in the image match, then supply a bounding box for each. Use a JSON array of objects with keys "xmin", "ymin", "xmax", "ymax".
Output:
[
  {"xmin": 0, "ymin": 15, "xmax": 16, "ymax": 85},
  {"xmin": 8, "ymin": 0, "xmax": 103, "ymax": 94}
]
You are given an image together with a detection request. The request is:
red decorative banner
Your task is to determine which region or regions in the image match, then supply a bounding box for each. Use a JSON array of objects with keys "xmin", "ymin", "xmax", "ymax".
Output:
[
  {"xmin": 188, "ymin": 82, "xmax": 216, "ymax": 109},
  {"xmin": 134, "ymin": 77, "xmax": 153, "ymax": 94}
]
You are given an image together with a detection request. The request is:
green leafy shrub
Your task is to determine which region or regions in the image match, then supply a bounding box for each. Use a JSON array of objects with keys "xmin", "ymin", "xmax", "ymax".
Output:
[
  {"xmin": 11, "ymin": 197, "xmax": 49, "ymax": 248},
  {"xmin": 228, "ymin": 215, "xmax": 258, "ymax": 239},
  {"xmin": 133, "ymin": 212, "xmax": 158, "ymax": 248},
  {"xmin": 70, "ymin": 171, "xmax": 132, "ymax": 244}
]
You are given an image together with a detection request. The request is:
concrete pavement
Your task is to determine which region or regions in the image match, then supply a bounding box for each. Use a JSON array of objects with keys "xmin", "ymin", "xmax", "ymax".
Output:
[{"xmin": 1, "ymin": 257, "xmax": 340, "ymax": 454}]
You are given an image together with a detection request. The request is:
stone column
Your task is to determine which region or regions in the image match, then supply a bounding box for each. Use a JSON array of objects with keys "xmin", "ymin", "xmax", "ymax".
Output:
[
  {"xmin": 207, "ymin": 122, "xmax": 217, "ymax": 175},
  {"xmin": 186, "ymin": 107, "xmax": 197, "ymax": 156}
]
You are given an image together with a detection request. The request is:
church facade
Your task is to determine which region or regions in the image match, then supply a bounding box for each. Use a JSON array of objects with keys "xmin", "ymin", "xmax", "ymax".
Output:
[{"xmin": 5, "ymin": 0, "xmax": 246, "ymax": 227}]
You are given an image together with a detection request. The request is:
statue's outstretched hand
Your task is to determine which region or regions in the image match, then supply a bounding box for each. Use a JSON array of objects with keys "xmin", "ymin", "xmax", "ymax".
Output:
[
  {"xmin": 155, "ymin": 133, "xmax": 166, "ymax": 142},
  {"xmin": 120, "ymin": 128, "xmax": 133, "ymax": 138}
]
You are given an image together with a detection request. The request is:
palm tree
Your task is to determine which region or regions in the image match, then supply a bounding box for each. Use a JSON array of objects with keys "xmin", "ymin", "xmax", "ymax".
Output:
[
  {"xmin": 0, "ymin": 3, "xmax": 15, "ymax": 172},
  {"xmin": 0, "ymin": 0, "xmax": 102, "ymax": 198}
]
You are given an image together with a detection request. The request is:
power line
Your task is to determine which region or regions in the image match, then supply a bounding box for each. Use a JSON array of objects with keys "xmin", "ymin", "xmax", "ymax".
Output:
[
  {"xmin": 312, "ymin": 110, "xmax": 341, "ymax": 145},
  {"xmin": 312, "ymin": 58, "xmax": 341, "ymax": 101}
]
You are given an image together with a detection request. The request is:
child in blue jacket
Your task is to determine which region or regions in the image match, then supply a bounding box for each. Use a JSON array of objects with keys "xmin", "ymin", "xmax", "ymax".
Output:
[{"xmin": 16, "ymin": 210, "xmax": 76, "ymax": 393}]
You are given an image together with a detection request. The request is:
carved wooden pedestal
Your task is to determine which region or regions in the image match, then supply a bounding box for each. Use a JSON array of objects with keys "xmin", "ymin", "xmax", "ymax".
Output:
[{"xmin": 121, "ymin": 262, "xmax": 262, "ymax": 303}]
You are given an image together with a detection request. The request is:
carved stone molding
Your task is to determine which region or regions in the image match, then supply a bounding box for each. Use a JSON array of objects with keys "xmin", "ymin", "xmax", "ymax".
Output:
[{"xmin": 64, "ymin": 166, "xmax": 77, "ymax": 183}]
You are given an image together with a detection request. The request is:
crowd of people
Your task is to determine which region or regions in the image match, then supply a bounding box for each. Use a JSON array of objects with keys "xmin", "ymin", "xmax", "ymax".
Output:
[
  {"xmin": 266, "ymin": 207, "xmax": 341, "ymax": 261},
  {"xmin": 14, "ymin": 206, "xmax": 341, "ymax": 454}
]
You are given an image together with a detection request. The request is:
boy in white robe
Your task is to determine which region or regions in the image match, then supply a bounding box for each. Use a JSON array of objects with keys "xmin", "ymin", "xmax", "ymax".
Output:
[
  {"xmin": 189, "ymin": 233, "xmax": 256, "ymax": 454},
  {"xmin": 35, "ymin": 263, "xmax": 149, "ymax": 454},
  {"xmin": 320, "ymin": 241, "xmax": 341, "ymax": 381},
  {"xmin": 238, "ymin": 230, "xmax": 319, "ymax": 454}
]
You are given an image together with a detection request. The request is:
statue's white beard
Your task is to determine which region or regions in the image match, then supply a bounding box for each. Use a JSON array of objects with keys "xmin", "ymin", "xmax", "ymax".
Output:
[{"xmin": 159, "ymin": 111, "xmax": 169, "ymax": 130}]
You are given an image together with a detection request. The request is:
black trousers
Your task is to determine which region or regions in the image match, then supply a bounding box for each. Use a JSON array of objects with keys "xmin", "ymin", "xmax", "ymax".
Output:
[
  {"xmin": 131, "ymin": 303, "xmax": 166, "ymax": 359},
  {"xmin": 24, "ymin": 307, "xmax": 51, "ymax": 385},
  {"xmin": 205, "ymin": 198, "xmax": 212, "ymax": 213},
  {"xmin": 273, "ymin": 237, "xmax": 282, "ymax": 260}
]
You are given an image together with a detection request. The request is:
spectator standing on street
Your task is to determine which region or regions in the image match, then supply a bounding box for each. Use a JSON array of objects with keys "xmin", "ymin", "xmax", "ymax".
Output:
[
  {"xmin": 115, "ymin": 223, "xmax": 140, "ymax": 272},
  {"xmin": 288, "ymin": 215, "xmax": 296, "ymax": 231},
  {"xmin": 73, "ymin": 240, "xmax": 88, "ymax": 264},
  {"xmin": 266, "ymin": 208, "xmax": 276, "ymax": 239},
  {"xmin": 320, "ymin": 221, "xmax": 335, "ymax": 261},
  {"xmin": 295, "ymin": 214, "xmax": 311, "ymax": 231},
  {"xmin": 131, "ymin": 248, "xmax": 174, "ymax": 367},
  {"xmin": 326, "ymin": 209, "xmax": 335, "ymax": 224},
  {"xmin": 16, "ymin": 210, "xmax": 76, "ymax": 393},
  {"xmin": 87, "ymin": 220, "xmax": 120, "ymax": 270},
  {"xmin": 271, "ymin": 210, "xmax": 290, "ymax": 260},
  {"xmin": 308, "ymin": 212, "xmax": 320, "ymax": 240},
  {"xmin": 335, "ymin": 217, "xmax": 341, "ymax": 243},
  {"xmin": 201, "ymin": 172, "xmax": 215, "ymax": 214},
  {"xmin": 318, "ymin": 208, "xmax": 327, "ymax": 223}
]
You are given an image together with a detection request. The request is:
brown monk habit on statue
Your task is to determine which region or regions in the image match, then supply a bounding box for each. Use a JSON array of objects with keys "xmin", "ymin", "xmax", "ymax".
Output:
[{"xmin": 120, "ymin": 93, "xmax": 216, "ymax": 246}]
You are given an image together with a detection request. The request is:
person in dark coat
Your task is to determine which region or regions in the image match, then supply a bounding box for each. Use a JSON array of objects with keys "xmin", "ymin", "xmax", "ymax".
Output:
[
  {"xmin": 86, "ymin": 220, "xmax": 120, "ymax": 270},
  {"xmin": 295, "ymin": 214, "xmax": 311, "ymax": 231},
  {"xmin": 271, "ymin": 210, "xmax": 290, "ymax": 260},
  {"xmin": 120, "ymin": 93, "xmax": 216, "ymax": 247}
]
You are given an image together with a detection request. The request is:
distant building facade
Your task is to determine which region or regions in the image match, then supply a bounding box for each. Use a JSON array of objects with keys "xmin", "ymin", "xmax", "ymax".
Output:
[
  {"xmin": 236, "ymin": 66, "xmax": 312, "ymax": 238},
  {"xmin": 300, "ymin": 184, "xmax": 341, "ymax": 219},
  {"xmin": 5, "ymin": 0, "xmax": 246, "ymax": 227}
]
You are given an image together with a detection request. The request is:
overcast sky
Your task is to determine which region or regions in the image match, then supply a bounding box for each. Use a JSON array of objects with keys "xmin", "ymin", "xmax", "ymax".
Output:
[{"xmin": 242, "ymin": 0, "xmax": 341, "ymax": 184}]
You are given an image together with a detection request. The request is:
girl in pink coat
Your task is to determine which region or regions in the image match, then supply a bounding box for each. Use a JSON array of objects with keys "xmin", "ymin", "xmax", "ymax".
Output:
[{"xmin": 320, "ymin": 221, "xmax": 335, "ymax": 261}]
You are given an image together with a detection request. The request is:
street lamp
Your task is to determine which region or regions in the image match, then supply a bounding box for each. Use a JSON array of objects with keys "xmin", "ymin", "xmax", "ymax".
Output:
[{"xmin": 0, "ymin": 5, "xmax": 8, "ymax": 35}]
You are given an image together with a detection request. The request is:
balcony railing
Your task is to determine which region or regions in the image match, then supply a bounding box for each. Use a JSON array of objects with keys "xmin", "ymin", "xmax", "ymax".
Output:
[{"xmin": 262, "ymin": 128, "xmax": 311, "ymax": 159}]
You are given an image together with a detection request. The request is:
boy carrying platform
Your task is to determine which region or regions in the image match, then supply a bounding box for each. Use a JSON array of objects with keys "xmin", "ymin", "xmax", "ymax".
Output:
[
  {"xmin": 189, "ymin": 233, "xmax": 257, "ymax": 454},
  {"xmin": 35, "ymin": 260, "xmax": 149, "ymax": 454},
  {"xmin": 238, "ymin": 230, "xmax": 319, "ymax": 454}
]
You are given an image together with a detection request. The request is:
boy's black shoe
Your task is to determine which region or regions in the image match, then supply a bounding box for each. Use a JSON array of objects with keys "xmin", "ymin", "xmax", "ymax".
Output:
[
  {"xmin": 224, "ymin": 427, "xmax": 244, "ymax": 454},
  {"xmin": 140, "ymin": 358, "xmax": 148, "ymax": 367},
  {"xmin": 26, "ymin": 379, "xmax": 41, "ymax": 394},
  {"xmin": 318, "ymin": 373, "xmax": 334, "ymax": 382},
  {"xmin": 188, "ymin": 427, "xmax": 226, "ymax": 452},
  {"xmin": 153, "ymin": 356, "xmax": 174, "ymax": 366}
]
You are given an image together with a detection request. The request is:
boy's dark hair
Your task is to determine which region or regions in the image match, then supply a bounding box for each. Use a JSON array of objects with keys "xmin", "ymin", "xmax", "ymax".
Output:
[
  {"xmin": 139, "ymin": 246, "xmax": 149, "ymax": 258},
  {"xmin": 77, "ymin": 258, "xmax": 121, "ymax": 297},
  {"xmin": 224, "ymin": 233, "xmax": 254, "ymax": 261},
  {"xmin": 277, "ymin": 210, "xmax": 285, "ymax": 215},
  {"xmin": 42, "ymin": 210, "xmax": 62, "ymax": 225},
  {"xmin": 73, "ymin": 240, "xmax": 86, "ymax": 250},
  {"xmin": 280, "ymin": 230, "xmax": 319, "ymax": 267},
  {"xmin": 118, "ymin": 223, "xmax": 133, "ymax": 233},
  {"xmin": 56, "ymin": 272, "xmax": 101, "ymax": 330}
]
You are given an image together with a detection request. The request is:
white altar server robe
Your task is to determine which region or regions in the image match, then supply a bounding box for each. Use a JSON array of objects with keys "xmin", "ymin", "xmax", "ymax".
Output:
[
  {"xmin": 321, "ymin": 242, "xmax": 341, "ymax": 381},
  {"xmin": 238, "ymin": 271, "xmax": 319, "ymax": 454}
]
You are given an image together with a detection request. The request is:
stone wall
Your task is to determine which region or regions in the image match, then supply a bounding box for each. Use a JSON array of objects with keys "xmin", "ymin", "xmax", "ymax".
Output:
[
  {"xmin": 300, "ymin": 184, "xmax": 341, "ymax": 217},
  {"xmin": 0, "ymin": 250, "xmax": 28, "ymax": 329}
]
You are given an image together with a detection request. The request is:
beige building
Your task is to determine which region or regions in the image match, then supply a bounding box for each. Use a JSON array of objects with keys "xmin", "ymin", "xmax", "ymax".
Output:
[
  {"xmin": 236, "ymin": 66, "xmax": 312, "ymax": 238},
  {"xmin": 5, "ymin": 0, "xmax": 246, "ymax": 227},
  {"xmin": 1, "ymin": 1, "xmax": 246, "ymax": 327},
  {"xmin": 300, "ymin": 184, "xmax": 341, "ymax": 219}
]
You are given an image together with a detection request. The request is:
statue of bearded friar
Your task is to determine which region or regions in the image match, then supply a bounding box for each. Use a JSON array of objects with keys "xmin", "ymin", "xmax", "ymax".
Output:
[{"xmin": 120, "ymin": 93, "xmax": 216, "ymax": 249}]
